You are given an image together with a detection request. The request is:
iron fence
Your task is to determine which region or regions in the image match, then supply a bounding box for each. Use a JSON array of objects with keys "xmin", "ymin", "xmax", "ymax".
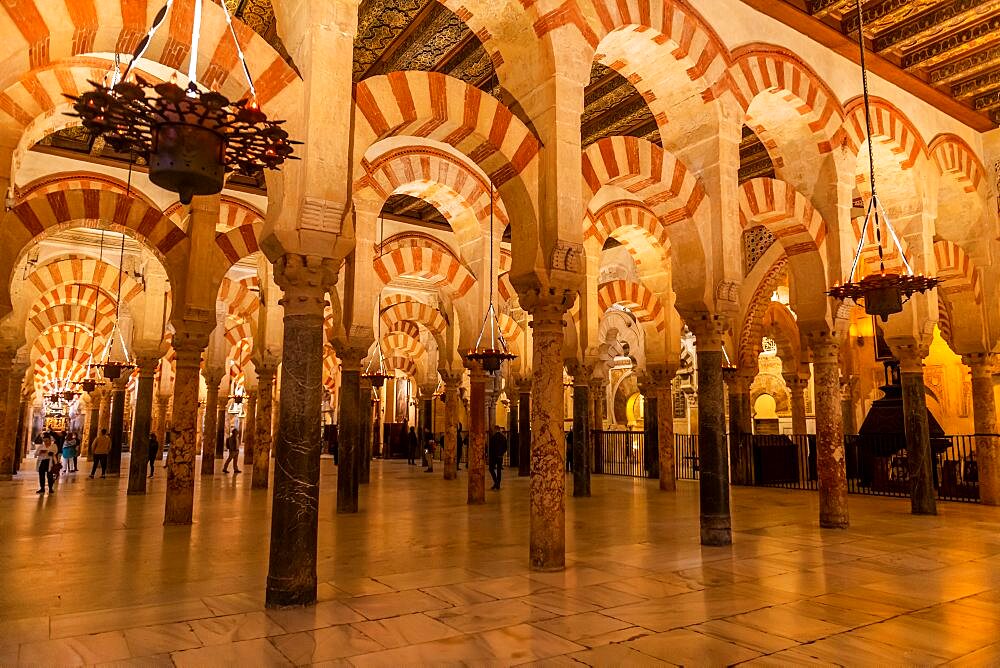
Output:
[
  {"xmin": 676, "ymin": 434, "xmax": 700, "ymax": 480},
  {"xmin": 594, "ymin": 430, "xmax": 645, "ymax": 477}
]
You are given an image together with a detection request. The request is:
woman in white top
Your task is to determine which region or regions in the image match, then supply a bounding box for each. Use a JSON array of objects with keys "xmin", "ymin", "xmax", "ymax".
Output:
[{"xmin": 35, "ymin": 435, "xmax": 57, "ymax": 494}]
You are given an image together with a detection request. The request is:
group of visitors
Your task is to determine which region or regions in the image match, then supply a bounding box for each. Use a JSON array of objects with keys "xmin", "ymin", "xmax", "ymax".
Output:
[
  {"xmin": 404, "ymin": 423, "xmax": 509, "ymax": 488},
  {"xmin": 31, "ymin": 429, "xmax": 166, "ymax": 493}
]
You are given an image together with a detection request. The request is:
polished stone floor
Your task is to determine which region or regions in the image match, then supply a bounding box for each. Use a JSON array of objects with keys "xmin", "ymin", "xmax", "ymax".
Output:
[{"xmin": 2, "ymin": 456, "xmax": 999, "ymax": 667}]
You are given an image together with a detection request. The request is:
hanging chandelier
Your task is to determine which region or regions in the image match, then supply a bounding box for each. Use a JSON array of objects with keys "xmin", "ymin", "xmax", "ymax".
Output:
[
  {"xmin": 467, "ymin": 183, "xmax": 516, "ymax": 374},
  {"xmin": 827, "ymin": 0, "xmax": 938, "ymax": 322},
  {"xmin": 66, "ymin": 0, "xmax": 298, "ymax": 205},
  {"xmin": 363, "ymin": 214, "xmax": 392, "ymax": 389},
  {"xmin": 91, "ymin": 230, "xmax": 136, "ymax": 381}
]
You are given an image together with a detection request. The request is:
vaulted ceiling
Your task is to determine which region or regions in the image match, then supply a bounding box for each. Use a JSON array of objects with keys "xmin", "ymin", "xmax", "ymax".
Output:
[{"xmin": 761, "ymin": 0, "xmax": 1000, "ymax": 129}]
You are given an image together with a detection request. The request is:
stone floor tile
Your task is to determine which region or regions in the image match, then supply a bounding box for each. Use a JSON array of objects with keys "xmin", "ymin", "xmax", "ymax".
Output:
[
  {"xmin": 266, "ymin": 598, "xmax": 366, "ymax": 632},
  {"xmin": 49, "ymin": 600, "xmax": 214, "ymax": 638},
  {"xmin": 347, "ymin": 633, "xmax": 496, "ymax": 666},
  {"xmin": 568, "ymin": 643, "xmax": 673, "ymax": 666},
  {"xmin": 122, "ymin": 621, "xmax": 203, "ymax": 656},
  {"xmin": 343, "ymin": 589, "xmax": 452, "ymax": 621},
  {"xmin": 17, "ymin": 630, "xmax": 132, "ymax": 665},
  {"xmin": 519, "ymin": 590, "xmax": 599, "ymax": 616},
  {"xmin": 324, "ymin": 577, "xmax": 395, "ymax": 597},
  {"xmin": 428, "ymin": 598, "xmax": 558, "ymax": 634},
  {"xmin": 626, "ymin": 628, "xmax": 762, "ymax": 666},
  {"xmin": 420, "ymin": 582, "xmax": 498, "ymax": 606},
  {"xmin": 945, "ymin": 642, "xmax": 1000, "ymax": 667},
  {"xmin": 172, "ymin": 637, "xmax": 292, "ymax": 667},
  {"xmin": 602, "ymin": 575, "xmax": 694, "ymax": 600},
  {"xmin": 474, "ymin": 623, "xmax": 587, "ymax": 663},
  {"xmin": 94, "ymin": 654, "xmax": 175, "ymax": 668},
  {"xmin": 351, "ymin": 612, "xmax": 461, "ymax": 649},
  {"xmin": 466, "ymin": 575, "xmax": 553, "ymax": 600},
  {"xmin": 531, "ymin": 611, "xmax": 633, "ymax": 643},
  {"xmin": 795, "ymin": 632, "xmax": 951, "ymax": 665},
  {"xmin": 374, "ymin": 566, "xmax": 483, "ymax": 591},
  {"xmin": 723, "ymin": 604, "xmax": 848, "ymax": 643},
  {"xmin": 0, "ymin": 615, "xmax": 49, "ymax": 646},
  {"xmin": 188, "ymin": 611, "xmax": 286, "ymax": 645},
  {"xmin": 690, "ymin": 619, "xmax": 800, "ymax": 654},
  {"xmin": 850, "ymin": 615, "xmax": 994, "ymax": 660},
  {"xmin": 270, "ymin": 624, "xmax": 385, "ymax": 663}
]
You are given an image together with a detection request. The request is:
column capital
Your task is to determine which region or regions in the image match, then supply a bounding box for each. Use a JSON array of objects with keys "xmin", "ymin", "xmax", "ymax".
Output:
[
  {"xmin": 440, "ymin": 369, "xmax": 464, "ymax": 388},
  {"xmin": 783, "ymin": 373, "xmax": 809, "ymax": 391},
  {"xmin": 805, "ymin": 330, "xmax": 841, "ymax": 363},
  {"xmin": 517, "ymin": 378, "xmax": 533, "ymax": 394},
  {"xmin": 566, "ymin": 360, "xmax": 597, "ymax": 386},
  {"xmin": 682, "ymin": 313, "xmax": 729, "ymax": 350},
  {"xmin": 588, "ymin": 375, "xmax": 608, "ymax": 393},
  {"xmin": 962, "ymin": 352, "xmax": 996, "ymax": 378},
  {"xmin": 201, "ymin": 367, "xmax": 225, "ymax": 389},
  {"xmin": 523, "ymin": 288, "xmax": 575, "ymax": 327},
  {"xmin": 135, "ymin": 356, "xmax": 160, "ymax": 378},
  {"xmin": 646, "ymin": 363, "xmax": 678, "ymax": 389},
  {"xmin": 274, "ymin": 254, "xmax": 338, "ymax": 317},
  {"xmin": 893, "ymin": 343, "xmax": 929, "ymax": 373}
]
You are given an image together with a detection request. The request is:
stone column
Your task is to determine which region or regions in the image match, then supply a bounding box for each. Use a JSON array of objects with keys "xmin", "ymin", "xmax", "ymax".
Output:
[
  {"xmin": 964, "ymin": 354, "xmax": 999, "ymax": 506},
  {"xmin": 526, "ymin": 298, "xmax": 572, "ymax": 571},
  {"xmin": 98, "ymin": 389, "xmax": 112, "ymax": 432},
  {"xmin": 689, "ymin": 315, "xmax": 732, "ymax": 546},
  {"xmin": 508, "ymin": 394, "xmax": 519, "ymax": 470},
  {"xmin": 200, "ymin": 372, "xmax": 222, "ymax": 475},
  {"xmin": 155, "ymin": 395, "xmax": 171, "ymax": 443},
  {"xmin": 127, "ymin": 357, "xmax": 158, "ymax": 495},
  {"xmin": 337, "ymin": 350, "xmax": 363, "ymax": 513},
  {"xmin": 442, "ymin": 371, "xmax": 462, "ymax": 480},
  {"xmin": 165, "ymin": 339, "xmax": 206, "ymax": 525},
  {"xmin": 0, "ymin": 348, "xmax": 16, "ymax": 479},
  {"xmin": 215, "ymin": 404, "xmax": 227, "ymax": 459},
  {"xmin": 568, "ymin": 362, "xmax": 591, "ymax": 497},
  {"xmin": 242, "ymin": 392, "xmax": 257, "ymax": 469},
  {"xmin": 726, "ymin": 372, "xmax": 752, "ymax": 437},
  {"xmin": 786, "ymin": 374, "xmax": 809, "ymax": 434},
  {"xmin": 898, "ymin": 347, "xmax": 937, "ymax": 516},
  {"xmin": 641, "ymin": 386, "xmax": 658, "ymax": 479},
  {"xmin": 252, "ymin": 367, "xmax": 275, "ymax": 489},
  {"xmin": 359, "ymin": 378, "xmax": 373, "ymax": 485},
  {"xmin": 14, "ymin": 393, "xmax": 30, "ymax": 473},
  {"xmin": 86, "ymin": 397, "xmax": 100, "ymax": 458},
  {"xmin": 840, "ymin": 379, "xmax": 858, "ymax": 436},
  {"xmin": 373, "ymin": 393, "xmax": 383, "ymax": 458},
  {"xmin": 590, "ymin": 378, "xmax": 606, "ymax": 474},
  {"xmin": 108, "ymin": 376, "xmax": 127, "ymax": 476},
  {"xmin": 811, "ymin": 337, "xmax": 849, "ymax": 528},
  {"xmin": 266, "ymin": 254, "xmax": 333, "ymax": 608},
  {"xmin": 518, "ymin": 380, "xmax": 531, "ymax": 477},
  {"xmin": 648, "ymin": 365, "xmax": 676, "ymax": 491},
  {"xmin": 467, "ymin": 366, "xmax": 487, "ymax": 504}
]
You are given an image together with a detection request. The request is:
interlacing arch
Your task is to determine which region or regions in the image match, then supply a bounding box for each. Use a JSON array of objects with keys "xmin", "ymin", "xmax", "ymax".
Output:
[
  {"xmin": 218, "ymin": 276, "xmax": 261, "ymax": 322},
  {"xmin": 30, "ymin": 323, "xmax": 96, "ymax": 362},
  {"xmin": 387, "ymin": 356, "xmax": 419, "ymax": 380},
  {"xmin": 597, "ymin": 279, "xmax": 666, "ymax": 333},
  {"xmin": 929, "ymin": 135, "xmax": 987, "ymax": 195},
  {"xmin": 28, "ymin": 284, "xmax": 117, "ymax": 324},
  {"xmin": 381, "ymin": 299, "xmax": 448, "ymax": 348},
  {"xmin": 934, "ymin": 240, "xmax": 981, "ymax": 303},
  {"xmin": 587, "ymin": 201, "xmax": 672, "ymax": 294},
  {"xmin": 26, "ymin": 302, "xmax": 115, "ymax": 344},
  {"xmin": 25, "ymin": 256, "xmax": 145, "ymax": 306},
  {"xmin": 729, "ymin": 46, "xmax": 843, "ymax": 156},
  {"xmin": 737, "ymin": 256, "xmax": 788, "ymax": 370},
  {"xmin": 18, "ymin": 171, "xmax": 162, "ymax": 210},
  {"xmin": 381, "ymin": 330, "xmax": 426, "ymax": 359},
  {"xmin": 387, "ymin": 320, "xmax": 421, "ymax": 340},
  {"xmin": 374, "ymin": 233, "xmax": 476, "ymax": 298}
]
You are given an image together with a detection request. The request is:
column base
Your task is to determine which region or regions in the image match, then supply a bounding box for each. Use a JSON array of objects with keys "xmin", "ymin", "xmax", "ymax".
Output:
[
  {"xmin": 819, "ymin": 513, "xmax": 849, "ymax": 529},
  {"xmin": 700, "ymin": 515, "xmax": 732, "ymax": 546},
  {"xmin": 265, "ymin": 580, "xmax": 316, "ymax": 609},
  {"xmin": 910, "ymin": 504, "xmax": 938, "ymax": 516},
  {"xmin": 659, "ymin": 479, "xmax": 676, "ymax": 492},
  {"xmin": 529, "ymin": 558, "xmax": 565, "ymax": 573}
]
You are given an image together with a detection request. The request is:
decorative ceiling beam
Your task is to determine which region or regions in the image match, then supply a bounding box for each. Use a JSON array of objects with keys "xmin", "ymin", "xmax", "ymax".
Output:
[
  {"xmin": 871, "ymin": 0, "xmax": 1000, "ymax": 54},
  {"xmin": 900, "ymin": 14, "xmax": 1000, "ymax": 70},
  {"xmin": 929, "ymin": 43, "xmax": 1000, "ymax": 85},
  {"xmin": 808, "ymin": 0, "xmax": 854, "ymax": 19},
  {"xmin": 843, "ymin": 0, "xmax": 951, "ymax": 36},
  {"xmin": 952, "ymin": 68, "xmax": 1000, "ymax": 99}
]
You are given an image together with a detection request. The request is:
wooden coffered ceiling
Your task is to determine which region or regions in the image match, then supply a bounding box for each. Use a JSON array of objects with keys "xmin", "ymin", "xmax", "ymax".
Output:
[{"xmin": 749, "ymin": 0, "xmax": 1000, "ymax": 130}]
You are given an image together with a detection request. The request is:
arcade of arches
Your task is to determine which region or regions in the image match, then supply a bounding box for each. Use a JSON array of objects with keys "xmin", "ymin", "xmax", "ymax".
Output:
[{"xmin": 3, "ymin": 0, "xmax": 1000, "ymax": 663}]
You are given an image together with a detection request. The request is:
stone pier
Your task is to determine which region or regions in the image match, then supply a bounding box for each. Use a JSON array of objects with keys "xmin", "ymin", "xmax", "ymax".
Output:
[
  {"xmin": 164, "ymin": 339, "xmax": 206, "ymax": 525},
  {"xmin": 811, "ymin": 336, "xmax": 849, "ymax": 528},
  {"xmin": 127, "ymin": 358, "xmax": 157, "ymax": 495}
]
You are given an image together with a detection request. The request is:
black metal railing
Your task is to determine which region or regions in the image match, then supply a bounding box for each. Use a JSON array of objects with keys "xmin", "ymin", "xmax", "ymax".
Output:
[
  {"xmin": 676, "ymin": 434, "xmax": 700, "ymax": 480},
  {"xmin": 594, "ymin": 430, "xmax": 645, "ymax": 477}
]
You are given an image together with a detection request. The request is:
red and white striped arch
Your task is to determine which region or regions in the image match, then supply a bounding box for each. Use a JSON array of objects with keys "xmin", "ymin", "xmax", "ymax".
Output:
[
  {"xmin": 598, "ymin": 279, "xmax": 666, "ymax": 333},
  {"xmin": 387, "ymin": 320, "xmax": 421, "ymax": 340},
  {"xmin": 0, "ymin": 0, "xmax": 300, "ymax": 114},
  {"xmin": 386, "ymin": 355, "xmax": 419, "ymax": 379},
  {"xmin": 374, "ymin": 234, "xmax": 475, "ymax": 298},
  {"xmin": 30, "ymin": 322, "xmax": 95, "ymax": 362},
  {"xmin": 587, "ymin": 201, "xmax": 672, "ymax": 294},
  {"xmin": 381, "ymin": 298, "xmax": 448, "ymax": 345},
  {"xmin": 934, "ymin": 239, "xmax": 981, "ymax": 303},
  {"xmin": 29, "ymin": 283, "xmax": 117, "ymax": 322},
  {"xmin": 730, "ymin": 46, "xmax": 843, "ymax": 155},
  {"xmin": 18, "ymin": 171, "xmax": 162, "ymax": 211},
  {"xmin": 353, "ymin": 72, "xmax": 540, "ymax": 188},
  {"xmin": 739, "ymin": 178, "xmax": 826, "ymax": 257},
  {"xmin": 380, "ymin": 330, "xmax": 426, "ymax": 359},
  {"xmin": 835, "ymin": 97, "xmax": 928, "ymax": 170},
  {"xmin": 26, "ymin": 256, "xmax": 145, "ymax": 305},
  {"xmin": 929, "ymin": 134, "xmax": 987, "ymax": 195},
  {"xmin": 582, "ymin": 136, "xmax": 705, "ymax": 227},
  {"xmin": 26, "ymin": 301, "xmax": 114, "ymax": 344},
  {"xmin": 218, "ymin": 275, "xmax": 260, "ymax": 321}
]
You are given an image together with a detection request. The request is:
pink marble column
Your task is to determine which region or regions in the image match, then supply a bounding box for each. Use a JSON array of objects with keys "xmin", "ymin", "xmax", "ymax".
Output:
[
  {"xmin": 164, "ymin": 340, "xmax": 206, "ymax": 525},
  {"xmin": 253, "ymin": 367, "xmax": 276, "ymax": 489},
  {"xmin": 964, "ymin": 353, "xmax": 998, "ymax": 506},
  {"xmin": 467, "ymin": 367, "xmax": 487, "ymax": 504},
  {"xmin": 517, "ymin": 379, "xmax": 532, "ymax": 477},
  {"xmin": 568, "ymin": 362, "xmax": 592, "ymax": 498},
  {"xmin": 649, "ymin": 365, "xmax": 676, "ymax": 491},
  {"xmin": 127, "ymin": 357, "xmax": 158, "ymax": 495},
  {"xmin": 442, "ymin": 371, "xmax": 462, "ymax": 481},
  {"xmin": 527, "ymin": 299, "xmax": 572, "ymax": 571},
  {"xmin": 811, "ymin": 337, "xmax": 849, "ymax": 528},
  {"xmin": 897, "ymin": 347, "xmax": 937, "ymax": 516},
  {"xmin": 590, "ymin": 378, "xmax": 606, "ymax": 475},
  {"xmin": 785, "ymin": 375, "xmax": 809, "ymax": 435},
  {"xmin": 242, "ymin": 391, "xmax": 257, "ymax": 469},
  {"xmin": 0, "ymin": 348, "xmax": 16, "ymax": 479}
]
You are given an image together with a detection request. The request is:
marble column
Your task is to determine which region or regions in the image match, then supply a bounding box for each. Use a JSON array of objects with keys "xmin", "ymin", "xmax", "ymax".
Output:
[
  {"xmin": 127, "ymin": 358, "xmax": 157, "ymax": 495},
  {"xmin": 649, "ymin": 366, "xmax": 676, "ymax": 491},
  {"xmin": 201, "ymin": 374, "xmax": 222, "ymax": 475},
  {"xmin": 518, "ymin": 382, "xmax": 531, "ymax": 477},
  {"xmin": 86, "ymin": 398, "xmax": 100, "ymax": 458},
  {"xmin": 242, "ymin": 392, "xmax": 257, "ymax": 469},
  {"xmin": 590, "ymin": 379, "xmax": 606, "ymax": 475},
  {"xmin": 811, "ymin": 338, "xmax": 849, "ymax": 528},
  {"xmin": 726, "ymin": 373, "xmax": 752, "ymax": 437},
  {"xmin": 215, "ymin": 404, "xmax": 227, "ymax": 459},
  {"xmin": 108, "ymin": 376, "xmax": 127, "ymax": 476},
  {"xmin": 0, "ymin": 349, "xmax": 16, "ymax": 479},
  {"xmin": 98, "ymin": 390, "xmax": 112, "ymax": 432},
  {"xmin": 570, "ymin": 367, "xmax": 591, "ymax": 497},
  {"xmin": 642, "ymin": 390, "xmax": 658, "ymax": 479},
  {"xmin": 527, "ymin": 299, "xmax": 571, "ymax": 571},
  {"xmin": 266, "ymin": 254, "xmax": 333, "ymax": 608},
  {"xmin": 14, "ymin": 395, "xmax": 29, "ymax": 473},
  {"xmin": 373, "ymin": 395, "xmax": 383, "ymax": 459},
  {"xmin": 689, "ymin": 316, "xmax": 732, "ymax": 546},
  {"xmin": 840, "ymin": 380, "xmax": 858, "ymax": 436},
  {"xmin": 467, "ymin": 367, "xmax": 487, "ymax": 504},
  {"xmin": 898, "ymin": 350, "xmax": 937, "ymax": 516},
  {"xmin": 508, "ymin": 394, "xmax": 519, "ymax": 470},
  {"xmin": 252, "ymin": 368, "xmax": 275, "ymax": 489},
  {"xmin": 337, "ymin": 355, "xmax": 362, "ymax": 513},
  {"xmin": 164, "ymin": 340, "xmax": 205, "ymax": 525},
  {"xmin": 442, "ymin": 372, "xmax": 461, "ymax": 480},
  {"xmin": 360, "ymin": 378, "xmax": 373, "ymax": 485},
  {"xmin": 153, "ymin": 395, "xmax": 170, "ymax": 444},
  {"xmin": 964, "ymin": 354, "xmax": 999, "ymax": 506},
  {"xmin": 786, "ymin": 375, "xmax": 809, "ymax": 435}
]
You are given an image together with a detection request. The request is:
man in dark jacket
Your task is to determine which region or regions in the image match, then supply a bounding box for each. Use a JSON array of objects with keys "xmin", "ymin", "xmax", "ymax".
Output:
[
  {"xmin": 407, "ymin": 427, "xmax": 419, "ymax": 465},
  {"xmin": 488, "ymin": 425, "xmax": 508, "ymax": 490}
]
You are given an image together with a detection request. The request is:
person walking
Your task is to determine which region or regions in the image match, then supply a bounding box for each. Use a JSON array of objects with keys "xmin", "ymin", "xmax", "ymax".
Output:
[
  {"xmin": 407, "ymin": 426, "xmax": 419, "ymax": 465},
  {"xmin": 147, "ymin": 433, "xmax": 160, "ymax": 478},
  {"xmin": 456, "ymin": 423, "xmax": 464, "ymax": 471},
  {"xmin": 35, "ymin": 434, "xmax": 57, "ymax": 494},
  {"xmin": 424, "ymin": 436, "xmax": 436, "ymax": 473},
  {"xmin": 89, "ymin": 429, "xmax": 111, "ymax": 478},
  {"xmin": 63, "ymin": 432, "xmax": 79, "ymax": 472},
  {"xmin": 222, "ymin": 428, "xmax": 241, "ymax": 474},
  {"xmin": 488, "ymin": 425, "xmax": 508, "ymax": 490}
]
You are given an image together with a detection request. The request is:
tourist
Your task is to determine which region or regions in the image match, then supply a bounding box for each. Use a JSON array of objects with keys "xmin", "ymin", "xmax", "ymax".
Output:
[
  {"xmin": 456, "ymin": 423, "xmax": 464, "ymax": 470},
  {"xmin": 222, "ymin": 427, "xmax": 241, "ymax": 474},
  {"xmin": 35, "ymin": 434, "xmax": 57, "ymax": 494},
  {"xmin": 89, "ymin": 429, "xmax": 111, "ymax": 478},
  {"xmin": 488, "ymin": 425, "xmax": 508, "ymax": 490},
  {"xmin": 147, "ymin": 433, "xmax": 160, "ymax": 478},
  {"xmin": 424, "ymin": 437, "xmax": 436, "ymax": 473},
  {"xmin": 407, "ymin": 426, "xmax": 419, "ymax": 465},
  {"xmin": 565, "ymin": 430, "xmax": 574, "ymax": 472},
  {"xmin": 63, "ymin": 432, "xmax": 79, "ymax": 472}
]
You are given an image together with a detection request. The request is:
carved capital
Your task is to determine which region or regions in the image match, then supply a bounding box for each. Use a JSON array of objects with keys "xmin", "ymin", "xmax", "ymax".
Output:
[
  {"xmin": 682, "ymin": 312, "xmax": 729, "ymax": 350},
  {"xmin": 806, "ymin": 330, "xmax": 841, "ymax": 365},
  {"xmin": 522, "ymin": 288, "xmax": 576, "ymax": 327},
  {"xmin": 962, "ymin": 352, "xmax": 995, "ymax": 379},
  {"xmin": 274, "ymin": 254, "xmax": 338, "ymax": 317}
]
